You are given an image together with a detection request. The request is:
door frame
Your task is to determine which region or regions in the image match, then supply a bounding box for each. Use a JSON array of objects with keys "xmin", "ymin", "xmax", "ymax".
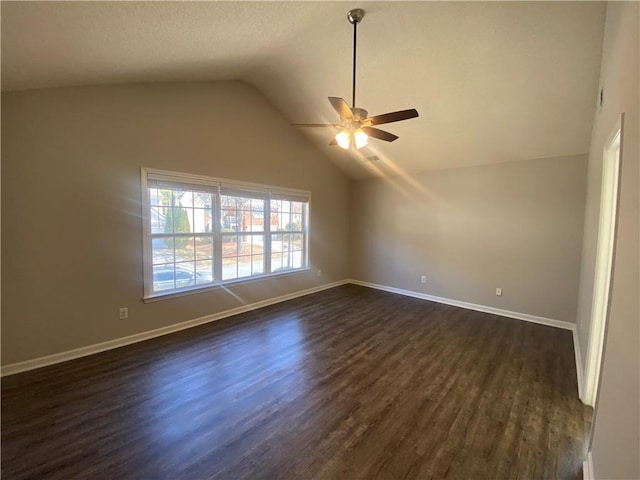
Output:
[{"xmin": 583, "ymin": 113, "xmax": 624, "ymax": 407}]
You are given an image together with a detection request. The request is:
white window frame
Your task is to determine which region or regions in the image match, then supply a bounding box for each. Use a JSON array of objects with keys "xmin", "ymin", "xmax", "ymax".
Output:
[{"xmin": 141, "ymin": 167, "xmax": 310, "ymax": 301}]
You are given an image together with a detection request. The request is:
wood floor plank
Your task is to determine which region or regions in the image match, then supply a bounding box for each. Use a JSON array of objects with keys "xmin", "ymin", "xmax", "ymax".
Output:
[{"xmin": 1, "ymin": 285, "xmax": 592, "ymax": 479}]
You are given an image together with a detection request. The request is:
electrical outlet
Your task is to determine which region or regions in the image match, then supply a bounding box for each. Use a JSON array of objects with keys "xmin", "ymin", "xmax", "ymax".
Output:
[
  {"xmin": 317, "ymin": 269, "xmax": 322, "ymax": 277},
  {"xmin": 496, "ymin": 288, "xmax": 503, "ymax": 296},
  {"xmin": 119, "ymin": 307, "xmax": 129, "ymax": 319},
  {"xmin": 421, "ymin": 275, "xmax": 427, "ymax": 284}
]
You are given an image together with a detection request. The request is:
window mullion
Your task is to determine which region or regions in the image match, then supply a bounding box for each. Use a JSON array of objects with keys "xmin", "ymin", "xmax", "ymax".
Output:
[
  {"xmin": 303, "ymin": 204, "xmax": 308, "ymax": 269},
  {"xmin": 214, "ymin": 190, "xmax": 222, "ymax": 281},
  {"xmin": 265, "ymin": 197, "xmax": 272, "ymax": 274}
]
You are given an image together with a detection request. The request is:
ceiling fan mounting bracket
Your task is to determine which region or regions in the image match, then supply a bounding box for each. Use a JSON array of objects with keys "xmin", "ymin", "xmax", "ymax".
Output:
[{"xmin": 347, "ymin": 9, "xmax": 365, "ymax": 25}]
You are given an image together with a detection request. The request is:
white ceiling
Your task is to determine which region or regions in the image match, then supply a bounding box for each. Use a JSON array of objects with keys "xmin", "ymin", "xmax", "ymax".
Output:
[{"xmin": 1, "ymin": 1, "xmax": 606, "ymax": 179}]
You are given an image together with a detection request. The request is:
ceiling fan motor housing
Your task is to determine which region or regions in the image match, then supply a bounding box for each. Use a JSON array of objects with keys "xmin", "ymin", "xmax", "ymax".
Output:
[{"xmin": 351, "ymin": 107, "xmax": 368, "ymax": 122}]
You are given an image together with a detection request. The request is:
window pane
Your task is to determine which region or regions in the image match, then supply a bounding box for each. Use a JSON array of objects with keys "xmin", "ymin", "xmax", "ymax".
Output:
[
  {"xmin": 236, "ymin": 201, "xmax": 248, "ymax": 232},
  {"xmin": 222, "ymin": 235, "xmax": 239, "ymax": 257},
  {"xmin": 153, "ymin": 238, "xmax": 174, "ymax": 265},
  {"xmin": 150, "ymin": 188, "xmax": 172, "ymax": 207},
  {"xmin": 272, "ymin": 234, "xmax": 284, "ymax": 255},
  {"xmin": 175, "ymin": 237, "xmax": 195, "ymax": 263},
  {"xmin": 237, "ymin": 255, "xmax": 253, "ymax": 278},
  {"xmin": 291, "ymin": 233, "xmax": 303, "ymax": 250},
  {"xmin": 166, "ymin": 207, "xmax": 192, "ymax": 234},
  {"xmin": 250, "ymin": 234, "xmax": 263, "ymax": 253},
  {"xmin": 221, "ymin": 233, "xmax": 265, "ymax": 280},
  {"xmin": 283, "ymin": 233, "xmax": 292, "ymax": 250},
  {"xmin": 271, "ymin": 251, "xmax": 282, "ymax": 272},
  {"xmin": 194, "ymin": 192, "xmax": 212, "ymax": 208},
  {"xmin": 222, "ymin": 258, "xmax": 238, "ymax": 281},
  {"xmin": 153, "ymin": 264, "xmax": 175, "ymax": 292},
  {"xmin": 174, "ymin": 263, "xmax": 196, "ymax": 288},
  {"xmin": 149, "ymin": 188, "xmax": 159, "ymax": 206},
  {"xmin": 193, "ymin": 208, "xmax": 212, "ymax": 233},
  {"xmin": 150, "ymin": 207, "xmax": 166, "ymax": 234},
  {"xmin": 221, "ymin": 208, "xmax": 237, "ymax": 231},
  {"xmin": 252, "ymin": 255, "xmax": 264, "ymax": 275},
  {"xmin": 281, "ymin": 251, "xmax": 296, "ymax": 272},
  {"xmin": 277, "ymin": 200, "xmax": 289, "ymax": 213},
  {"xmin": 280, "ymin": 212, "xmax": 291, "ymax": 231},
  {"xmin": 246, "ymin": 208, "xmax": 264, "ymax": 232},
  {"xmin": 252, "ymin": 199, "xmax": 264, "ymax": 212},
  {"xmin": 177, "ymin": 191, "xmax": 193, "ymax": 208},
  {"xmin": 195, "ymin": 260, "xmax": 213, "ymax": 284},
  {"xmin": 195, "ymin": 236, "xmax": 213, "ymax": 260},
  {"xmin": 292, "ymin": 251, "xmax": 303, "ymax": 269},
  {"xmin": 290, "ymin": 214, "xmax": 302, "ymax": 231}
]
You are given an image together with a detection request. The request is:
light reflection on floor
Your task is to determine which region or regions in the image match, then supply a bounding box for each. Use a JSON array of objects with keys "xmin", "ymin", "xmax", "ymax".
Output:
[{"xmin": 143, "ymin": 315, "xmax": 307, "ymax": 463}]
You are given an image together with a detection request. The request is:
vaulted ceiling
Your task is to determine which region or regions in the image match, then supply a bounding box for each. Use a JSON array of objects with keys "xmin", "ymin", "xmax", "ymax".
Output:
[{"xmin": 1, "ymin": 1, "xmax": 606, "ymax": 178}]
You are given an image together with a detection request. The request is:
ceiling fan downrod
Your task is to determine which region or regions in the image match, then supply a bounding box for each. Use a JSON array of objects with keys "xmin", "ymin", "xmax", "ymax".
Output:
[{"xmin": 347, "ymin": 9, "xmax": 365, "ymax": 109}]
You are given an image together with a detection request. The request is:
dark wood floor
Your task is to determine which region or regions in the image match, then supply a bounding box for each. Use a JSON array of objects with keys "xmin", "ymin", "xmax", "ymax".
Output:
[{"xmin": 2, "ymin": 285, "xmax": 592, "ymax": 479}]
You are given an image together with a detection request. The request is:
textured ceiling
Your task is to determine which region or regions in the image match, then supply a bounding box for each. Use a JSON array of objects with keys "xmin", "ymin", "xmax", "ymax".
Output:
[{"xmin": 1, "ymin": 1, "xmax": 606, "ymax": 179}]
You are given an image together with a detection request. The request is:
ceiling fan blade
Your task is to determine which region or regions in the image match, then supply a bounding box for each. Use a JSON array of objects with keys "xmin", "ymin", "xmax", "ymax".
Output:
[
  {"xmin": 363, "ymin": 127, "xmax": 399, "ymax": 142},
  {"xmin": 367, "ymin": 109, "xmax": 419, "ymax": 126},
  {"xmin": 328, "ymin": 97, "xmax": 353, "ymax": 120},
  {"xmin": 291, "ymin": 123, "xmax": 342, "ymax": 128}
]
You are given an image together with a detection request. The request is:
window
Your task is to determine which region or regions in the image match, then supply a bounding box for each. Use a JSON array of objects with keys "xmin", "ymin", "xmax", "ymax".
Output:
[
  {"xmin": 270, "ymin": 198, "xmax": 306, "ymax": 273},
  {"xmin": 220, "ymin": 192, "xmax": 266, "ymax": 281},
  {"xmin": 142, "ymin": 168, "xmax": 309, "ymax": 299}
]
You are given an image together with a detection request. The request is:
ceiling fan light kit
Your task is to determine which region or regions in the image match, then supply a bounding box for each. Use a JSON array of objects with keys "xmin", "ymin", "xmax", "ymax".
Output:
[
  {"xmin": 336, "ymin": 105, "xmax": 369, "ymax": 149},
  {"xmin": 293, "ymin": 8, "xmax": 419, "ymax": 151}
]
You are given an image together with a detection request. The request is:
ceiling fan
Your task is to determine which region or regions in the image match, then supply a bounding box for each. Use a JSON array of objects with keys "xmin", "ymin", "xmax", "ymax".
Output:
[{"xmin": 292, "ymin": 8, "xmax": 419, "ymax": 150}]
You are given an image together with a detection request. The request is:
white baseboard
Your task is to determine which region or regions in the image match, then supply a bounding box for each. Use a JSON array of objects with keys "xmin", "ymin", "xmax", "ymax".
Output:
[
  {"xmin": 348, "ymin": 279, "xmax": 575, "ymax": 330},
  {"xmin": 573, "ymin": 328, "xmax": 585, "ymax": 400},
  {"xmin": 2, "ymin": 279, "xmax": 581, "ymax": 380},
  {"xmin": 1, "ymin": 280, "xmax": 349, "ymax": 377},
  {"xmin": 583, "ymin": 451, "xmax": 594, "ymax": 480},
  {"xmin": 349, "ymin": 279, "xmax": 584, "ymax": 398}
]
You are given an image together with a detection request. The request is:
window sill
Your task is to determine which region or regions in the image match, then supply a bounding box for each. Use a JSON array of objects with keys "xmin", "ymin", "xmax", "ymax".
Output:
[{"xmin": 142, "ymin": 268, "xmax": 312, "ymax": 303}]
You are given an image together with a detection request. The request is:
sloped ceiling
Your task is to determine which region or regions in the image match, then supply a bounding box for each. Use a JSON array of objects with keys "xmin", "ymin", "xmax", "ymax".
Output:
[{"xmin": 1, "ymin": 1, "xmax": 606, "ymax": 179}]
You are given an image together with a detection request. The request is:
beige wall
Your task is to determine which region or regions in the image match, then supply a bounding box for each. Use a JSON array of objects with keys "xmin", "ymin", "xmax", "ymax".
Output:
[
  {"xmin": 576, "ymin": 2, "xmax": 639, "ymax": 477},
  {"xmin": 1, "ymin": 81, "xmax": 350, "ymax": 365},
  {"xmin": 350, "ymin": 155, "xmax": 587, "ymax": 323}
]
